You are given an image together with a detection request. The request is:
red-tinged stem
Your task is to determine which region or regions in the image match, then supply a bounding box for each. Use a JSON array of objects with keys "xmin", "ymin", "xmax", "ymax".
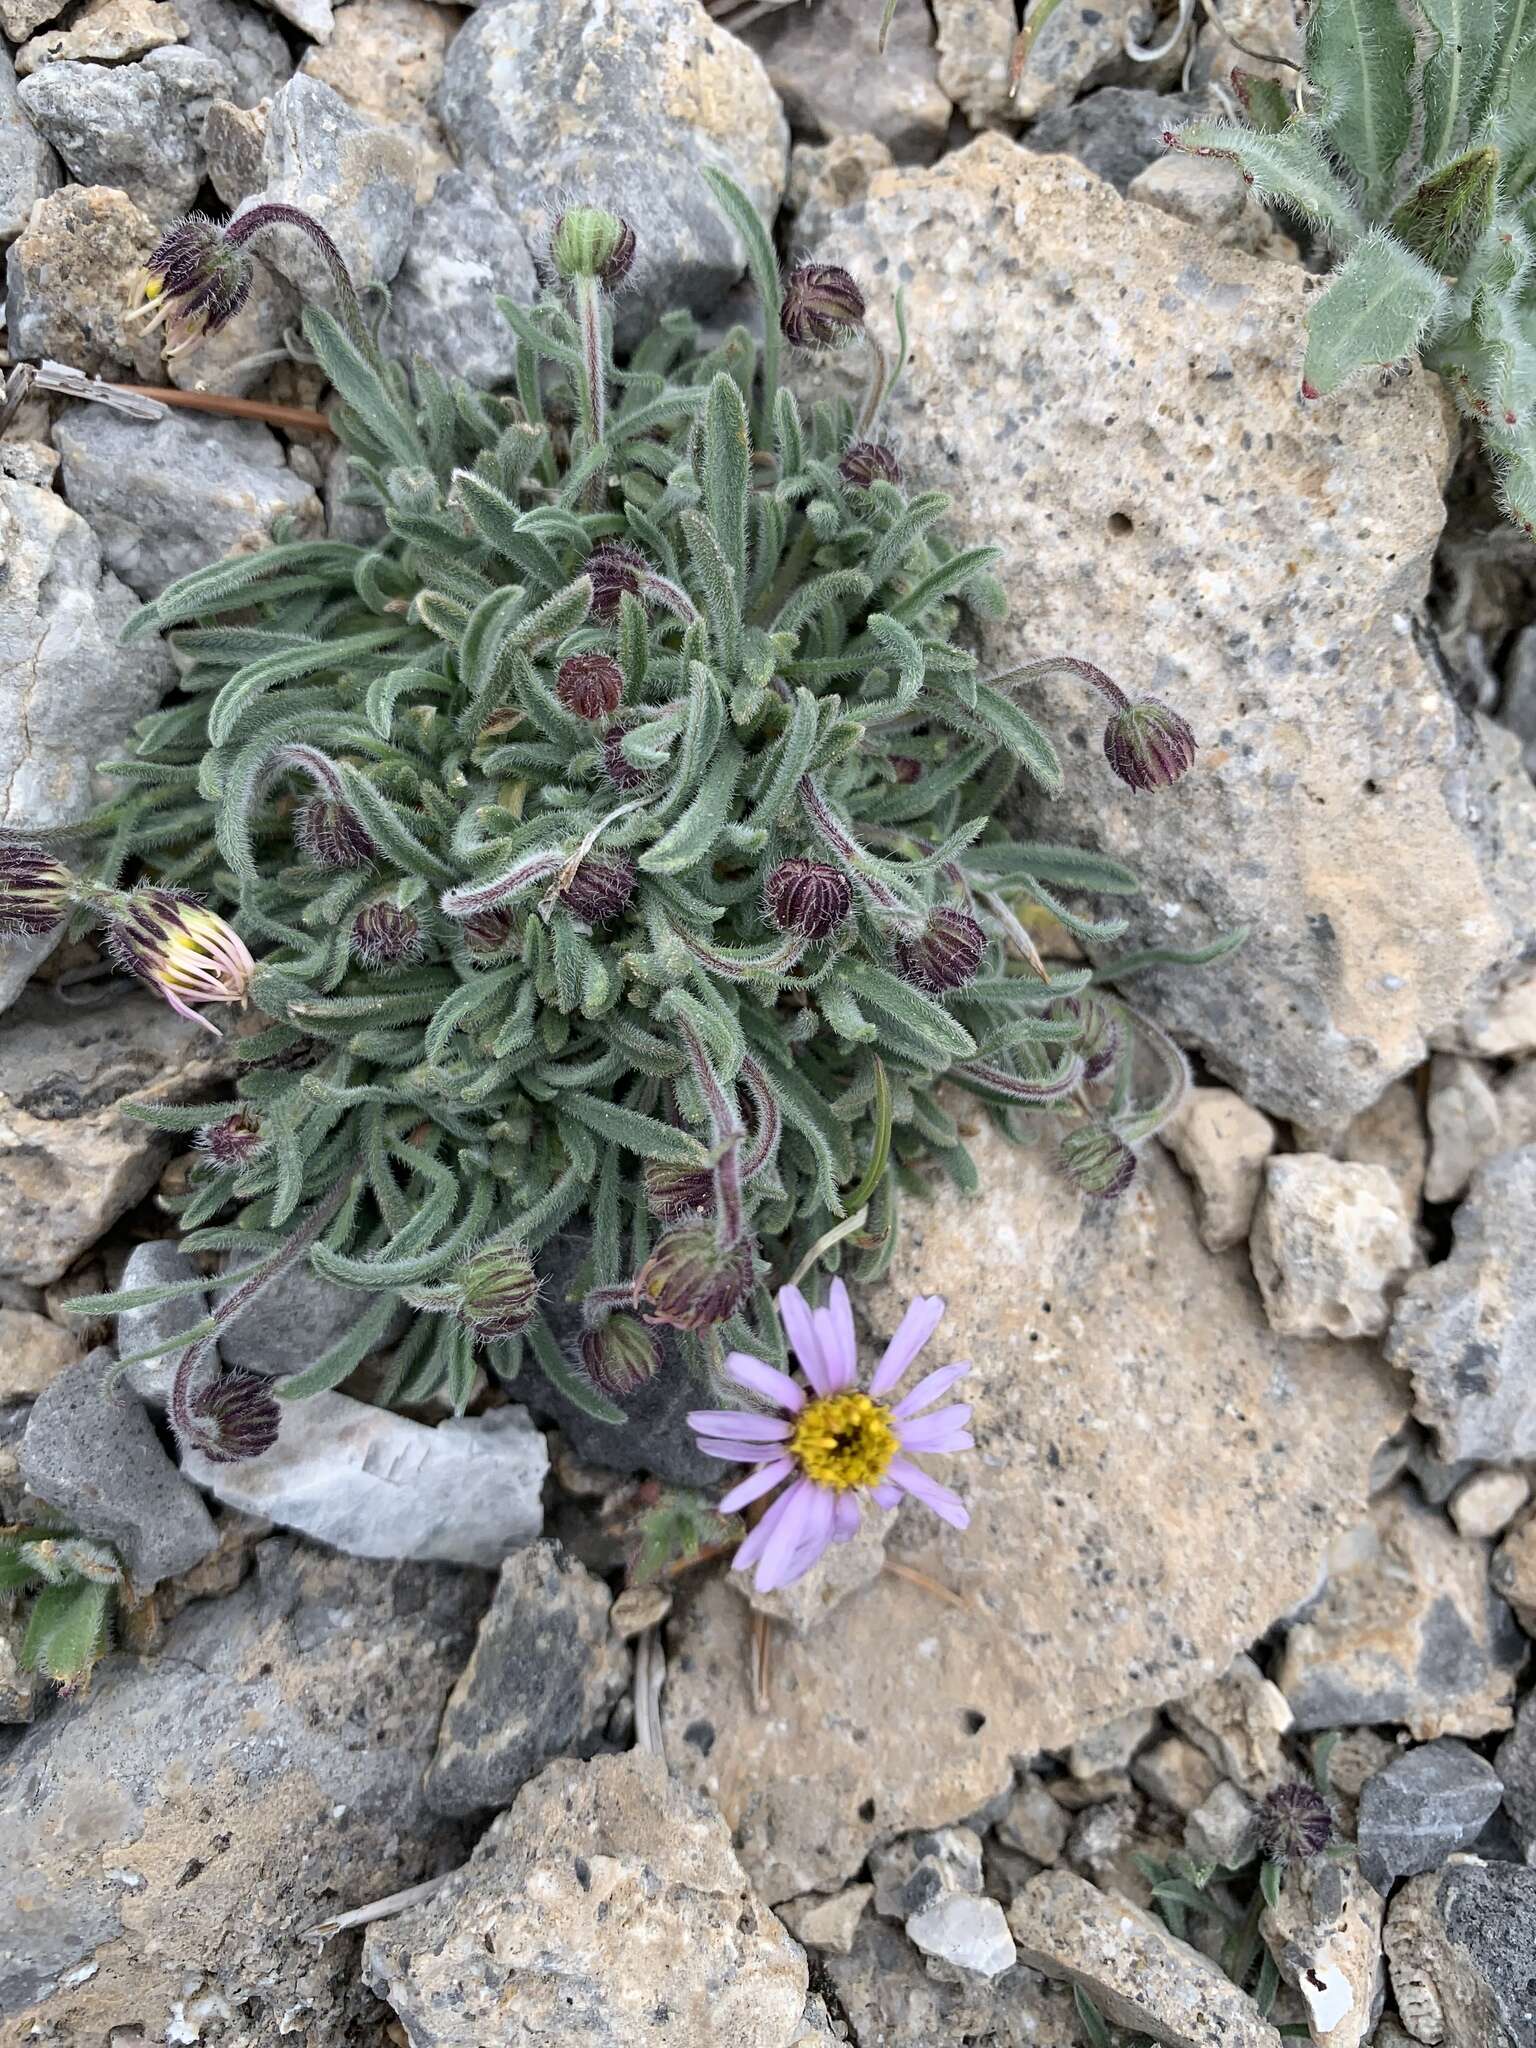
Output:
[
  {"xmin": 985, "ymin": 655, "xmax": 1132, "ymax": 713},
  {"xmin": 581, "ymin": 1281, "xmax": 640, "ymax": 1328},
  {"xmin": 797, "ymin": 775, "xmax": 902, "ymax": 911},
  {"xmin": 954, "ymin": 1056, "xmax": 1083, "ymax": 1104},
  {"xmin": 639, "ymin": 570, "xmax": 700, "ymax": 626},
  {"xmin": 440, "ymin": 852, "xmax": 563, "ymax": 920},
  {"xmin": 675, "ymin": 1020, "xmax": 746, "ymax": 1251},
  {"xmin": 227, "ymin": 201, "xmax": 373, "ymax": 360},
  {"xmin": 738, "ymin": 1055, "xmax": 782, "ymax": 1181}
]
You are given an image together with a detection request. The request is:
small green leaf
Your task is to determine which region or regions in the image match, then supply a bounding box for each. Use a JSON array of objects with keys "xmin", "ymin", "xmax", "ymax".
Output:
[{"xmin": 1301, "ymin": 231, "xmax": 1449, "ymax": 396}]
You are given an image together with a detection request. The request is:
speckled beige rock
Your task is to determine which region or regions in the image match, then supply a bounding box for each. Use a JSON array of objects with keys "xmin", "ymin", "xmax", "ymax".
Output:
[
  {"xmin": 1009, "ymin": 0, "xmax": 1157, "ymax": 119},
  {"xmin": 778, "ymin": 1883, "xmax": 873, "ymax": 1956},
  {"xmin": 200, "ymin": 92, "xmax": 265, "ymax": 205},
  {"xmin": 0, "ymin": 0, "xmax": 65, "ymax": 38},
  {"xmin": 932, "ymin": 0, "xmax": 1017, "ymax": 126},
  {"xmin": 0, "ymin": 1307, "xmax": 81, "ymax": 1399},
  {"xmin": 785, "ymin": 131, "xmax": 895, "ymax": 257},
  {"xmin": 737, "ymin": 1503, "xmax": 887, "ymax": 1634},
  {"xmin": 1250, "ymin": 1157, "xmax": 1421, "ymax": 1340},
  {"xmin": 1425, "ymin": 1053, "xmax": 1503, "ymax": 1203},
  {"xmin": 3, "ymin": 181, "xmax": 165, "ymax": 378},
  {"xmin": 15, "ymin": 0, "xmax": 184, "ymax": 72},
  {"xmin": 1449, "ymin": 1468, "xmax": 1530, "ymax": 1541},
  {"xmin": 1132, "ymin": 1734, "xmax": 1221, "ymax": 1816},
  {"xmin": 1159, "ymin": 1085, "xmax": 1276, "ymax": 1251},
  {"xmin": 1166, "ymin": 1653, "xmax": 1293, "ymax": 1794},
  {"xmin": 0, "ymin": 990, "xmax": 230, "ymax": 1286},
  {"xmin": 1261, "ymin": 1859, "xmax": 1384, "ymax": 2048},
  {"xmin": 1443, "ymin": 968, "xmax": 1536, "ymax": 1058},
  {"xmin": 664, "ymin": 1124, "xmax": 1404, "ymax": 1899},
  {"xmin": 364, "ymin": 1753, "xmax": 808, "ymax": 2048},
  {"xmin": 1129, "ymin": 149, "xmax": 1297, "ymax": 258},
  {"xmin": 1009, "ymin": 1868, "xmax": 1282, "ymax": 2047},
  {"xmin": 1275, "ymin": 1486, "xmax": 1526, "ymax": 1738},
  {"xmin": 300, "ymin": 0, "xmax": 455, "ymax": 200},
  {"xmin": 1190, "ymin": 0, "xmax": 1301, "ymax": 93},
  {"xmin": 807, "ymin": 137, "xmax": 1536, "ymax": 1131},
  {"xmin": 1318, "ymin": 1078, "xmax": 1430, "ymax": 1218},
  {"xmin": 1493, "ymin": 1509, "xmax": 1536, "ymax": 1635},
  {"xmin": 740, "ymin": 0, "xmax": 950, "ymax": 159}
]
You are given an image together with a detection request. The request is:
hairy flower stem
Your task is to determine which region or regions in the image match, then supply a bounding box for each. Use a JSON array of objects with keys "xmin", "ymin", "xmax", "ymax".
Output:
[
  {"xmin": 798, "ymin": 776, "xmax": 902, "ymax": 910},
  {"xmin": 580, "ymin": 1281, "xmax": 640, "ymax": 1326},
  {"xmin": 738, "ymin": 1055, "xmax": 782, "ymax": 1180},
  {"xmin": 575, "ymin": 274, "xmax": 607, "ymax": 456},
  {"xmin": 986, "ymin": 655, "xmax": 1131, "ymax": 712},
  {"xmin": 226, "ymin": 202, "xmax": 374, "ymax": 361},
  {"xmin": 855, "ymin": 329, "xmax": 890, "ymax": 440},
  {"xmin": 167, "ymin": 1166, "xmax": 356, "ymax": 1457},
  {"xmin": 1110, "ymin": 999, "xmax": 1192, "ymax": 1141},
  {"xmin": 675, "ymin": 1020, "xmax": 746, "ymax": 1249}
]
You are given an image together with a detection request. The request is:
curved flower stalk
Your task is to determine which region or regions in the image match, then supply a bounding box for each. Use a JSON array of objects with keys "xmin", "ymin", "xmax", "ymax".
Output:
[
  {"xmin": 36, "ymin": 171, "xmax": 1226, "ymax": 1423},
  {"xmin": 688, "ymin": 1279, "xmax": 972, "ymax": 1593}
]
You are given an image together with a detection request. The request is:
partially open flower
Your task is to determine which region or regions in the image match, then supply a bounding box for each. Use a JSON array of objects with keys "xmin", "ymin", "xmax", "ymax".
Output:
[
  {"xmin": 127, "ymin": 213, "xmax": 253, "ymax": 356},
  {"xmin": 687, "ymin": 1280, "xmax": 972, "ymax": 1593},
  {"xmin": 1257, "ymin": 1782, "xmax": 1335, "ymax": 1865},
  {"xmin": 780, "ymin": 261, "xmax": 866, "ymax": 348},
  {"xmin": 351, "ymin": 901, "xmax": 425, "ymax": 972},
  {"xmin": 558, "ymin": 853, "xmax": 637, "ymax": 924},
  {"xmin": 197, "ymin": 1110, "xmax": 266, "ymax": 1168},
  {"xmin": 556, "ymin": 652, "xmax": 625, "ymax": 720},
  {"xmin": 104, "ymin": 888, "xmax": 255, "ymax": 1034},
  {"xmin": 1103, "ymin": 698, "xmax": 1197, "ymax": 792},
  {"xmin": 453, "ymin": 1234, "xmax": 540, "ymax": 1341},
  {"xmin": 839, "ymin": 441, "xmax": 902, "ymax": 489},
  {"xmin": 186, "ymin": 1370, "xmax": 281, "ymax": 1463},
  {"xmin": 584, "ymin": 540, "xmax": 648, "ymax": 621},
  {"xmin": 643, "ymin": 1161, "xmax": 717, "ymax": 1223},
  {"xmin": 0, "ymin": 844, "xmax": 76, "ymax": 937},
  {"xmin": 637, "ymin": 1226, "xmax": 755, "ymax": 1332},
  {"xmin": 294, "ymin": 796, "xmax": 374, "ymax": 871},
  {"xmin": 580, "ymin": 1313, "xmax": 661, "ymax": 1399},
  {"xmin": 1058, "ymin": 1120, "xmax": 1137, "ymax": 1200},
  {"xmin": 550, "ymin": 206, "xmax": 636, "ymax": 288},
  {"xmin": 893, "ymin": 905, "xmax": 986, "ymax": 995},
  {"xmin": 764, "ymin": 858, "xmax": 853, "ymax": 940}
]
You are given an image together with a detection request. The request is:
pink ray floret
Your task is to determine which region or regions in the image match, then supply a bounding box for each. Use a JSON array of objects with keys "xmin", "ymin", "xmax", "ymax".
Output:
[{"xmin": 686, "ymin": 1278, "xmax": 973, "ymax": 1593}]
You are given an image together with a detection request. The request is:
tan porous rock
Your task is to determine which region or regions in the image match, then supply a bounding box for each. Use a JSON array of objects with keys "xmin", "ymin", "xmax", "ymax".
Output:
[{"xmin": 1250, "ymin": 1157, "xmax": 1421, "ymax": 1340}]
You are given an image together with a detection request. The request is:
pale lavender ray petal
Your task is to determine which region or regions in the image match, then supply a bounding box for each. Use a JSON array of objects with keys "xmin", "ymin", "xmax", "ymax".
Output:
[
  {"xmin": 767, "ymin": 1482, "xmax": 838, "ymax": 1593},
  {"xmin": 718, "ymin": 1458, "xmax": 794, "ymax": 1515},
  {"xmin": 871, "ymin": 1481, "xmax": 901, "ymax": 1509},
  {"xmin": 887, "ymin": 1453, "xmax": 970, "ymax": 1529},
  {"xmin": 890, "ymin": 1360, "xmax": 972, "ymax": 1420},
  {"xmin": 869, "ymin": 1294, "xmax": 946, "ymax": 1398},
  {"xmin": 732, "ymin": 1477, "xmax": 806, "ymax": 1572},
  {"xmin": 777, "ymin": 1284, "xmax": 833, "ymax": 1395},
  {"xmin": 686, "ymin": 1409, "xmax": 792, "ymax": 1442},
  {"xmin": 753, "ymin": 1478, "xmax": 824, "ymax": 1592},
  {"xmin": 788, "ymin": 1486, "xmax": 840, "ymax": 1578},
  {"xmin": 811, "ymin": 1277, "xmax": 858, "ymax": 1392},
  {"xmin": 832, "ymin": 1491, "xmax": 861, "ymax": 1541},
  {"xmin": 694, "ymin": 1437, "xmax": 785, "ymax": 1463},
  {"xmin": 723, "ymin": 1349, "xmax": 804, "ymax": 1414},
  {"xmin": 894, "ymin": 1403, "xmax": 973, "ymax": 1453}
]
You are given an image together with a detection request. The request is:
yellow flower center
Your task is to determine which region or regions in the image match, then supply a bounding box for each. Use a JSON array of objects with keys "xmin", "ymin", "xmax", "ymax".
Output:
[{"xmin": 789, "ymin": 1391, "xmax": 898, "ymax": 1492}]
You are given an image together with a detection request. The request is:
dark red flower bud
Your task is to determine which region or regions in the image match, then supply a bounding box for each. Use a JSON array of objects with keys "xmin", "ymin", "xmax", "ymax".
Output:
[
  {"xmin": 454, "ymin": 1234, "xmax": 540, "ymax": 1341},
  {"xmin": 1257, "ymin": 1782, "xmax": 1335, "ymax": 1865},
  {"xmin": 643, "ymin": 1161, "xmax": 717, "ymax": 1224},
  {"xmin": 893, "ymin": 905, "xmax": 986, "ymax": 994},
  {"xmin": 130, "ymin": 213, "xmax": 253, "ymax": 355},
  {"xmin": 889, "ymin": 756, "xmax": 922, "ymax": 785},
  {"xmin": 579, "ymin": 1313, "xmax": 661, "ymax": 1399},
  {"xmin": 351, "ymin": 902, "xmax": 426, "ymax": 971},
  {"xmin": 764, "ymin": 858, "xmax": 853, "ymax": 940},
  {"xmin": 556, "ymin": 652, "xmax": 626, "ymax": 720},
  {"xmin": 197, "ymin": 1110, "xmax": 266, "ymax": 1168},
  {"xmin": 584, "ymin": 540, "xmax": 647, "ymax": 622},
  {"xmin": 1103, "ymin": 699, "xmax": 1197, "ymax": 792},
  {"xmin": 187, "ymin": 1370, "xmax": 281, "ymax": 1463},
  {"xmin": 1058, "ymin": 1121, "xmax": 1137, "ymax": 1200},
  {"xmin": 558, "ymin": 853, "xmax": 637, "ymax": 924},
  {"xmin": 839, "ymin": 441, "xmax": 902, "ymax": 488},
  {"xmin": 462, "ymin": 905, "xmax": 517, "ymax": 955},
  {"xmin": 293, "ymin": 795, "xmax": 375, "ymax": 870},
  {"xmin": 0, "ymin": 844, "xmax": 76, "ymax": 937},
  {"xmin": 780, "ymin": 261, "xmax": 866, "ymax": 349},
  {"xmin": 600, "ymin": 723, "xmax": 649, "ymax": 792},
  {"xmin": 637, "ymin": 1226, "xmax": 755, "ymax": 1333}
]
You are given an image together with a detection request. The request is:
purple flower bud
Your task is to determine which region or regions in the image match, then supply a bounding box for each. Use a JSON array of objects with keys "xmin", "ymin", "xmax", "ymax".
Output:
[
  {"xmin": 1056, "ymin": 993, "xmax": 1119, "ymax": 1083},
  {"xmin": 293, "ymin": 795, "xmax": 375, "ymax": 871},
  {"xmin": 186, "ymin": 1370, "xmax": 281, "ymax": 1463},
  {"xmin": 780, "ymin": 261, "xmax": 866, "ymax": 349},
  {"xmin": 1058, "ymin": 1121, "xmax": 1137, "ymax": 1200},
  {"xmin": 128, "ymin": 213, "xmax": 253, "ymax": 357},
  {"xmin": 462, "ymin": 905, "xmax": 517, "ymax": 955},
  {"xmin": 350, "ymin": 902, "xmax": 425, "ymax": 972},
  {"xmin": 584, "ymin": 540, "xmax": 647, "ymax": 621},
  {"xmin": 197, "ymin": 1110, "xmax": 266, "ymax": 1168},
  {"xmin": 454, "ymin": 1235, "xmax": 540, "ymax": 1341},
  {"xmin": 1103, "ymin": 698, "xmax": 1197, "ymax": 792},
  {"xmin": 558, "ymin": 853, "xmax": 637, "ymax": 924},
  {"xmin": 893, "ymin": 905, "xmax": 986, "ymax": 995},
  {"xmin": 1257, "ymin": 1782, "xmax": 1335, "ymax": 1865},
  {"xmin": 579, "ymin": 1313, "xmax": 661, "ymax": 1399},
  {"xmin": 764, "ymin": 858, "xmax": 853, "ymax": 940},
  {"xmin": 637, "ymin": 1226, "xmax": 755, "ymax": 1333},
  {"xmin": 889, "ymin": 755, "xmax": 922, "ymax": 785},
  {"xmin": 550, "ymin": 206, "xmax": 636, "ymax": 288},
  {"xmin": 556, "ymin": 652, "xmax": 626, "ymax": 721},
  {"xmin": 600, "ymin": 722, "xmax": 649, "ymax": 793},
  {"xmin": 839, "ymin": 441, "xmax": 902, "ymax": 488},
  {"xmin": 643, "ymin": 1161, "xmax": 717, "ymax": 1224},
  {"xmin": 0, "ymin": 844, "xmax": 76, "ymax": 937}
]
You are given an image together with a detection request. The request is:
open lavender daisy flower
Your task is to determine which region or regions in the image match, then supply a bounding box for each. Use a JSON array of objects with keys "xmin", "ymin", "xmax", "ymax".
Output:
[{"xmin": 687, "ymin": 1280, "xmax": 973, "ymax": 1593}]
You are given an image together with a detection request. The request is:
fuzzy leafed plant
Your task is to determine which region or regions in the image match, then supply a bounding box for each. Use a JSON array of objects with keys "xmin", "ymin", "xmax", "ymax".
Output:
[
  {"xmin": 6, "ymin": 177, "xmax": 1214, "ymax": 1452},
  {"xmin": 1168, "ymin": 0, "xmax": 1536, "ymax": 533},
  {"xmin": 0, "ymin": 1528, "xmax": 124, "ymax": 1690}
]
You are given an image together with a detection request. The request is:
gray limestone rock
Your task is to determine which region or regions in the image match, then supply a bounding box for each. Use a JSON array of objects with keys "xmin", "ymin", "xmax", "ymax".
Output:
[
  {"xmin": 382, "ymin": 170, "xmax": 537, "ymax": 388},
  {"xmin": 16, "ymin": 45, "xmax": 230, "ymax": 212},
  {"xmin": 1384, "ymin": 1862, "xmax": 1536, "ymax": 2048},
  {"xmin": 114, "ymin": 1239, "xmax": 210, "ymax": 1403},
  {"xmin": 0, "ymin": 50, "xmax": 60, "ymax": 243},
  {"xmin": 174, "ymin": 0, "xmax": 292, "ymax": 107},
  {"xmin": 1356, "ymin": 1739, "xmax": 1504, "ymax": 1891}
]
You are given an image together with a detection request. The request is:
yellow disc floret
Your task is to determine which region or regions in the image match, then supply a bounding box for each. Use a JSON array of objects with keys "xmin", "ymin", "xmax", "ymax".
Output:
[{"xmin": 789, "ymin": 1391, "xmax": 898, "ymax": 1492}]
